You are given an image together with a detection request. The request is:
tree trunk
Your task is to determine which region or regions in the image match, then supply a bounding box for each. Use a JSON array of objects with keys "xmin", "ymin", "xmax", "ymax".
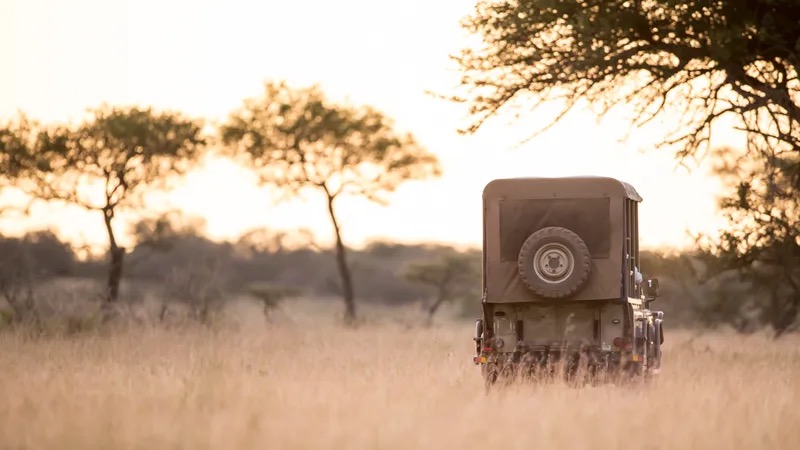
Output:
[
  {"xmin": 102, "ymin": 208, "xmax": 124, "ymax": 303},
  {"xmin": 325, "ymin": 192, "xmax": 356, "ymax": 325},
  {"xmin": 772, "ymin": 293, "xmax": 798, "ymax": 339},
  {"xmin": 425, "ymin": 284, "xmax": 448, "ymax": 327},
  {"xmin": 771, "ymin": 265, "xmax": 800, "ymax": 338}
]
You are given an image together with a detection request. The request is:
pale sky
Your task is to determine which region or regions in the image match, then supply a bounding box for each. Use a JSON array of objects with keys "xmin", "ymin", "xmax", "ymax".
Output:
[{"xmin": 0, "ymin": 0, "xmax": 741, "ymax": 253}]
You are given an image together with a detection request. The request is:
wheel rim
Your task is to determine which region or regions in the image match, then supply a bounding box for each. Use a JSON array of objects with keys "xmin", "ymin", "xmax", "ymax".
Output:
[{"xmin": 532, "ymin": 243, "xmax": 574, "ymax": 284}]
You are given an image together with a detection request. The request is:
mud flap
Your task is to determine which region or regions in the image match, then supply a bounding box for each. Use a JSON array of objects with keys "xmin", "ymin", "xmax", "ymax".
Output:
[
  {"xmin": 652, "ymin": 318, "xmax": 663, "ymax": 369},
  {"xmin": 474, "ymin": 319, "xmax": 484, "ymax": 357}
]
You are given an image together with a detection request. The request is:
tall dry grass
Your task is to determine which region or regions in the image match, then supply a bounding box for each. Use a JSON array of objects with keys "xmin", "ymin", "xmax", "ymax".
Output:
[{"xmin": 0, "ymin": 305, "xmax": 798, "ymax": 450}]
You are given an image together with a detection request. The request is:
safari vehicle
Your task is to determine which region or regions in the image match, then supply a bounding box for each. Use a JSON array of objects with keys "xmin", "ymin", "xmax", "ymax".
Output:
[{"xmin": 472, "ymin": 177, "xmax": 664, "ymax": 385}]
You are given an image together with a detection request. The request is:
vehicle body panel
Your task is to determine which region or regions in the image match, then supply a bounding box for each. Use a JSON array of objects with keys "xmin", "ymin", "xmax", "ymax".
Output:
[{"xmin": 482, "ymin": 177, "xmax": 641, "ymax": 303}]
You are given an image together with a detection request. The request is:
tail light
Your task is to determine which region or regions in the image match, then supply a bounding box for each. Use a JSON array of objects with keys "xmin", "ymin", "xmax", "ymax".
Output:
[{"xmin": 613, "ymin": 337, "xmax": 633, "ymax": 351}]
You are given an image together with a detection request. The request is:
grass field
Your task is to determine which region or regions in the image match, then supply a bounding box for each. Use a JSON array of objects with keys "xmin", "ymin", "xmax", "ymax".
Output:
[{"xmin": 1, "ymin": 303, "xmax": 798, "ymax": 450}]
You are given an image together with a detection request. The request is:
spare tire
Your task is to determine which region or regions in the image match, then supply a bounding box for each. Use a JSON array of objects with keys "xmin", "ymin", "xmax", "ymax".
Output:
[{"xmin": 517, "ymin": 227, "xmax": 591, "ymax": 299}]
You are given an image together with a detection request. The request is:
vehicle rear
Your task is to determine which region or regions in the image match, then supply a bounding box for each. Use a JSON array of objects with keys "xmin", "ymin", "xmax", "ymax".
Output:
[
  {"xmin": 475, "ymin": 301, "xmax": 630, "ymax": 381},
  {"xmin": 473, "ymin": 177, "xmax": 658, "ymax": 384}
]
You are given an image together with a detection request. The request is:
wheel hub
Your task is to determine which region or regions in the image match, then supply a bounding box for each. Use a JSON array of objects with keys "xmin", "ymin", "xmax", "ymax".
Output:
[{"xmin": 533, "ymin": 243, "xmax": 574, "ymax": 283}]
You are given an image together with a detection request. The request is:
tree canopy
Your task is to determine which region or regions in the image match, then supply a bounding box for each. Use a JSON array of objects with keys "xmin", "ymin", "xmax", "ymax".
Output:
[
  {"xmin": 455, "ymin": 0, "xmax": 800, "ymax": 165},
  {"xmin": 222, "ymin": 81, "xmax": 441, "ymax": 203}
]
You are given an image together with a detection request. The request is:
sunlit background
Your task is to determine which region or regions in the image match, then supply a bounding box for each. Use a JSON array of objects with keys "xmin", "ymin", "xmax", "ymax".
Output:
[{"xmin": 0, "ymin": 0, "xmax": 741, "ymax": 253}]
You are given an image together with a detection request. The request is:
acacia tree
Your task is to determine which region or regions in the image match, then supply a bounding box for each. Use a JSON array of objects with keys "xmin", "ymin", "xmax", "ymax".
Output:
[
  {"xmin": 405, "ymin": 254, "xmax": 479, "ymax": 326},
  {"xmin": 221, "ymin": 81, "xmax": 441, "ymax": 324},
  {"xmin": 0, "ymin": 106, "xmax": 205, "ymax": 303}
]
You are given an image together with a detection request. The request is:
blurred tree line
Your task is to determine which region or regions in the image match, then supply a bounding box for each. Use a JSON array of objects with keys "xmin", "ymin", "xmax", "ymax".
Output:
[
  {"xmin": 0, "ymin": 225, "xmax": 791, "ymax": 333},
  {"xmin": 0, "ymin": 224, "xmax": 481, "ymax": 326}
]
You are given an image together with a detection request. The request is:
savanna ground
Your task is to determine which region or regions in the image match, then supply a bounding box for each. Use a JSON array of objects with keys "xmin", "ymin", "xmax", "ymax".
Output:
[{"xmin": 1, "ymin": 299, "xmax": 798, "ymax": 450}]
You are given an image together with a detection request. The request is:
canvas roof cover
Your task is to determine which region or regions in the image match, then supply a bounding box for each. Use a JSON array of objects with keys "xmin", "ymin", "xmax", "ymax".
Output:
[{"xmin": 482, "ymin": 177, "xmax": 641, "ymax": 303}]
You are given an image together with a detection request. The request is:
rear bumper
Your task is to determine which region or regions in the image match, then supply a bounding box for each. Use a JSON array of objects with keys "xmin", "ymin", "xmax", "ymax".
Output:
[{"xmin": 474, "ymin": 345, "xmax": 631, "ymax": 367}]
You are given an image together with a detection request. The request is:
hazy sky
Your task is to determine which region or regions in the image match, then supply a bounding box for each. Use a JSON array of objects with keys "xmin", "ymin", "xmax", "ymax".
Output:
[{"xmin": 0, "ymin": 0, "xmax": 741, "ymax": 252}]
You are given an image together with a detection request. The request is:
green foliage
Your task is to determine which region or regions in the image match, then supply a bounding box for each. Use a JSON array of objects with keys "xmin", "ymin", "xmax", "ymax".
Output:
[
  {"xmin": 221, "ymin": 80, "xmax": 441, "ymax": 203},
  {"xmin": 0, "ymin": 308, "xmax": 14, "ymax": 326},
  {"xmin": 3, "ymin": 106, "xmax": 206, "ymax": 212},
  {"xmin": 0, "ymin": 114, "xmax": 35, "ymax": 182},
  {"xmin": 706, "ymin": 148, "xmax": 799, "ymax": 268}
]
